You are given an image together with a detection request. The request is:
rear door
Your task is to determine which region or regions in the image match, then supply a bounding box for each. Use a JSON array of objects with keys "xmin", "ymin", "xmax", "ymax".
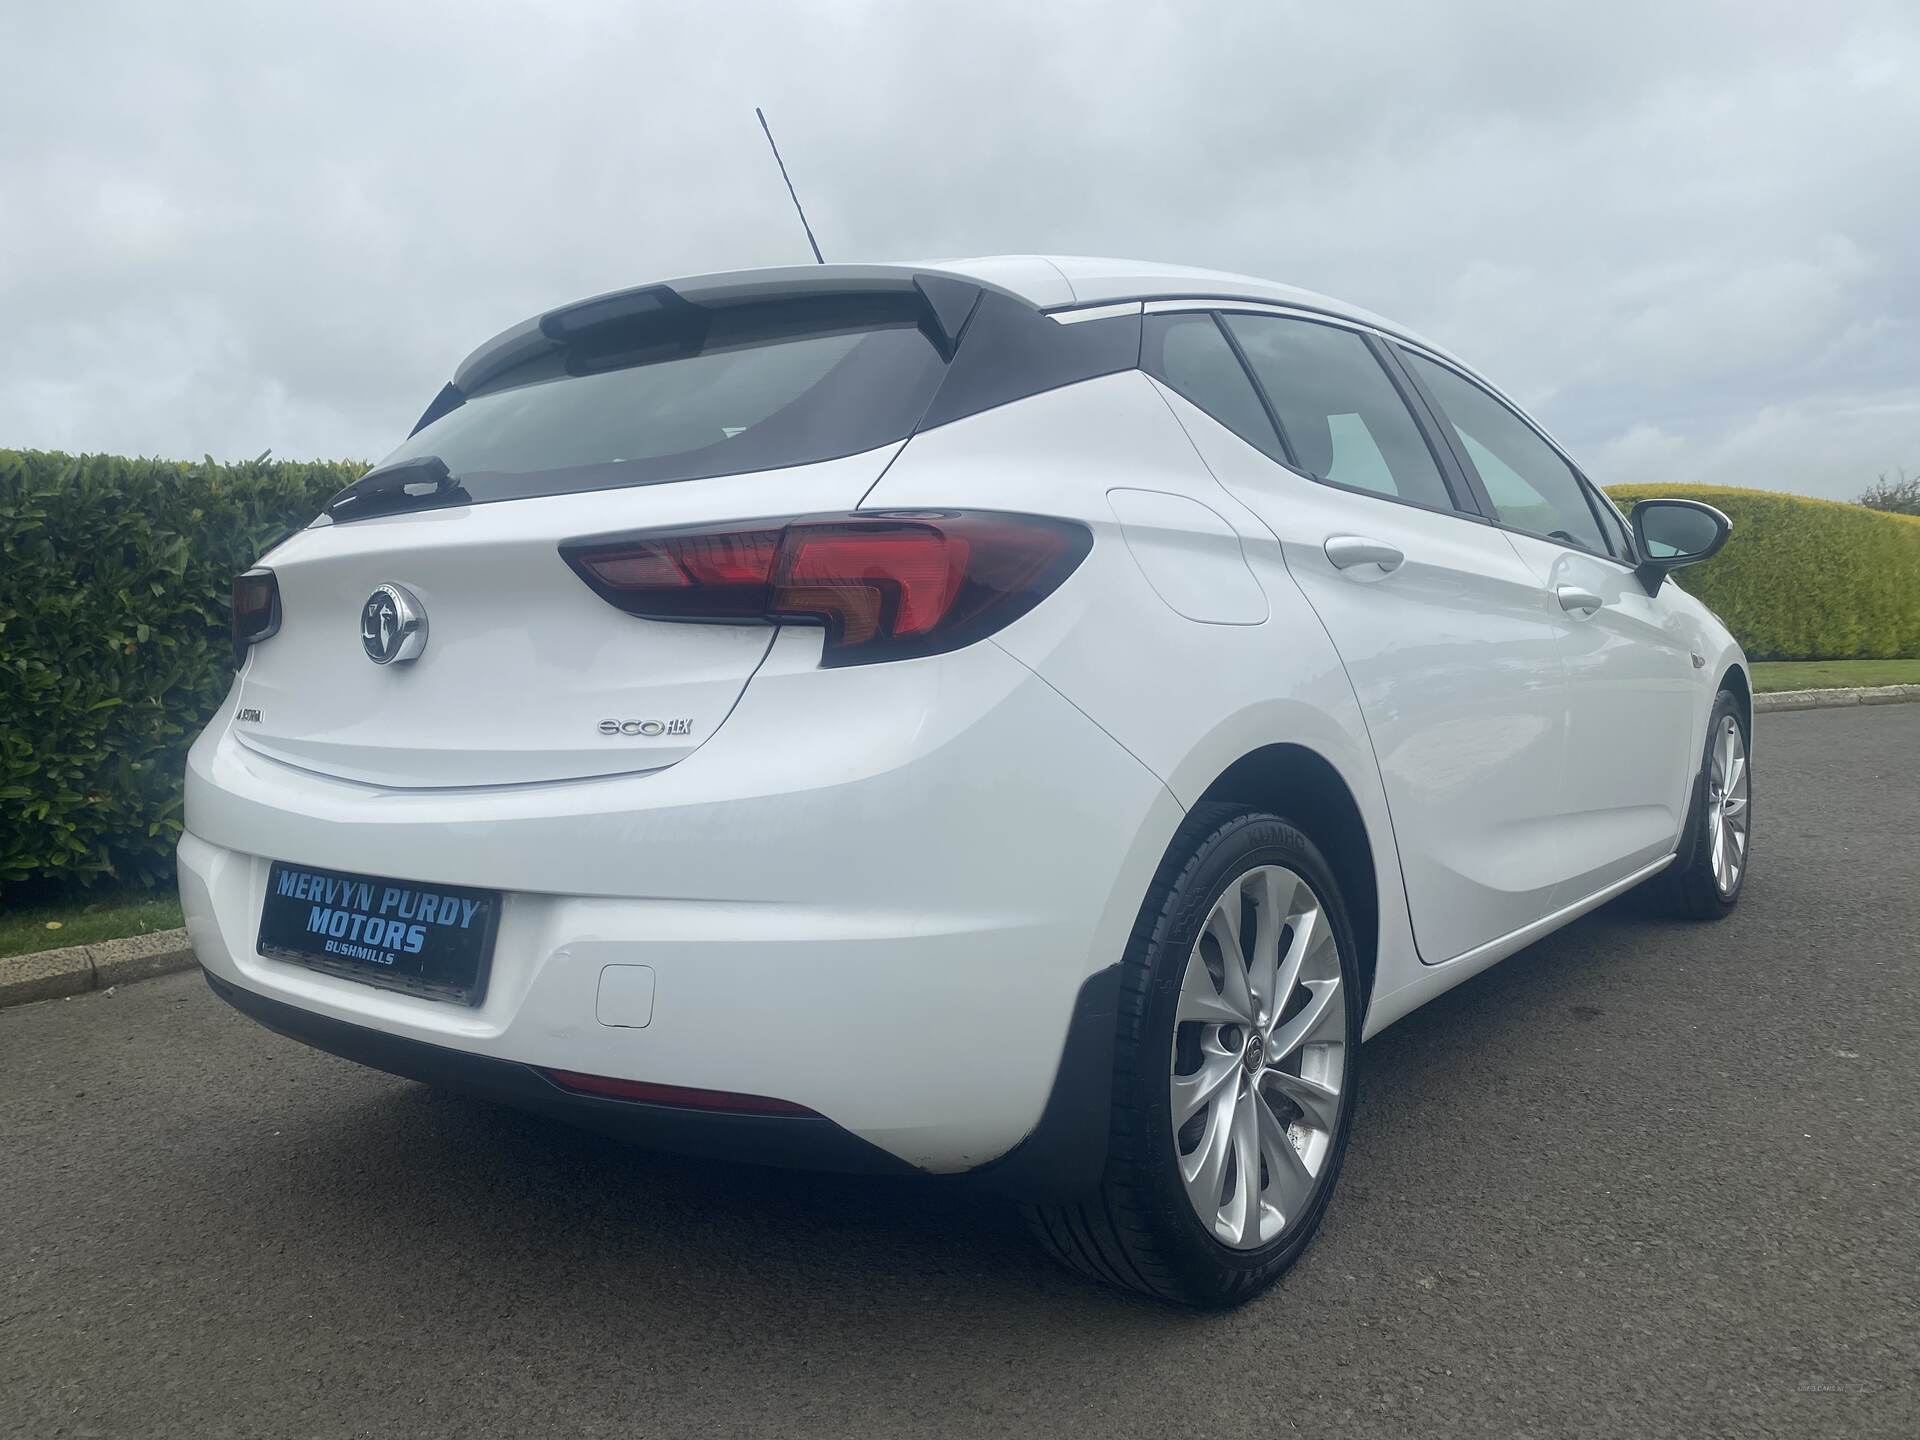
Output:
[
  {"xmin": 1395, "ymin": 348, "xmax": 1698, "ymax": 900},
  {"xmin": 1148, "ymin": 308, "xmax": 1571, "ymax": 963}
]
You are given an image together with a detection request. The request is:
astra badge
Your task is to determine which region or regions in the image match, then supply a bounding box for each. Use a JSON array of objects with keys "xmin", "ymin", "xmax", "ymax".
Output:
[{"xmin": 361, "ymin": 583, "xmax": 428, "ymax": 665}]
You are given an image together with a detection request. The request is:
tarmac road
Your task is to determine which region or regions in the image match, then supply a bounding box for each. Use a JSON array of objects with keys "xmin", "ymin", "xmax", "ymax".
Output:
[{"xmin": 4, "ymin": 703, "xmax": 1916, "ymax": 1439}]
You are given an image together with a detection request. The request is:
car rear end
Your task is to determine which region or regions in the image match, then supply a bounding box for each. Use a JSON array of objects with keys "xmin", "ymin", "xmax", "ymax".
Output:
[{"xmin": 181, "ymin": 266, "xmax": 1178, "ymax": 1178}]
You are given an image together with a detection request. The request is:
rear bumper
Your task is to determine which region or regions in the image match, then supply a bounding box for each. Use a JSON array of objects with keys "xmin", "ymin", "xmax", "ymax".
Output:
[
  {"xmin": 201, "ymin": 967, "xmax": 915, "ymax": 1174},
  {"xmin": 181, "ymin": 635, "xmax": 1181, "ymax": 1179}
]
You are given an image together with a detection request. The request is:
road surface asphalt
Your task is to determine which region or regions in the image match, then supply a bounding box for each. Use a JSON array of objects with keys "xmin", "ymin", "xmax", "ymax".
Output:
[{"xmin": 4, "ymin": 703, "xmax": 1916, "ymax": 1438}]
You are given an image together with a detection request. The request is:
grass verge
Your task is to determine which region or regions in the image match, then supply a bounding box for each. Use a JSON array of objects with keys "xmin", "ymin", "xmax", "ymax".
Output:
[
  {"xmin": 1749, "ymin": 659, "xmax": 1920, "ymax": 693},
  {"xmin": 0, "ymin": 889, "xmax": 184, "ymax": 960}
]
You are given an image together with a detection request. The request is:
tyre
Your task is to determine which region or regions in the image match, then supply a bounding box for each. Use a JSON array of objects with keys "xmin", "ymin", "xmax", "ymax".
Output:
[
  {"xmin": 1026, "ymin": 803, "xmax": 1363, "ymax": 1308},
  {"xmin": 1655, "ymin": 690, "xmax": 1752, "ymax": 920}
]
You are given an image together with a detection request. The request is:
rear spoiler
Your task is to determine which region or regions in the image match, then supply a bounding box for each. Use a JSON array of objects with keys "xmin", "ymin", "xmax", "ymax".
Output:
[{"xmin": 415, "ymin": 266, "xmax": 1006, "ymax": 435}]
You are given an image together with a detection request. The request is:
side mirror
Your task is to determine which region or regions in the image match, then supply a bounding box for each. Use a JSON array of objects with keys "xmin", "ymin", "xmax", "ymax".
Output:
[{"xmin": 1629, "ymin": 499, "xmax": 1731, "ymax": 594}]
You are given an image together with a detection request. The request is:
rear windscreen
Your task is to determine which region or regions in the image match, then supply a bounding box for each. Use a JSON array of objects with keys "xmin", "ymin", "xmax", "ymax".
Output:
[{"xmin": 374, "ymin": 295, "xmax": 949, "ymax": 505}]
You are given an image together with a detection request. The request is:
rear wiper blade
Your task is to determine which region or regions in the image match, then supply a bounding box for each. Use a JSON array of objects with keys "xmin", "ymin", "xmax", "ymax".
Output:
[{"xmin": 324, "ymin": 455, "xmax": 471, "ymax": 523}]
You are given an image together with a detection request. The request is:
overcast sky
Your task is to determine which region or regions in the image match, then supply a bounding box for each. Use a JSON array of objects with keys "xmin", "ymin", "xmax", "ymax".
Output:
[{"xmin": 4, "ymin": 1, "xmax": 1916, "ymax": 499}]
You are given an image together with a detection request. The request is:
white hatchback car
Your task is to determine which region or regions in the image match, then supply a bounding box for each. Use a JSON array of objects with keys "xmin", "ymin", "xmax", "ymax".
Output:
[{"xmin": 183, "ymin": 256, "xmax": 1750, "ymax": 1307}]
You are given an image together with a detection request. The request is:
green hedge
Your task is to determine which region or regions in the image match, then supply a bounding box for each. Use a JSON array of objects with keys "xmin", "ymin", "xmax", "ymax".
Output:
[
  {"xmin": 1, "ymin": 451, "xmax": 362, "ymax": 894},
  {"xmin": 0, "ymin": 453, "xmax": 1911, "ymax": 895},
  {"xmin": 1608, "ymin": 484, "xmax": 1920, "ymax": 661}
]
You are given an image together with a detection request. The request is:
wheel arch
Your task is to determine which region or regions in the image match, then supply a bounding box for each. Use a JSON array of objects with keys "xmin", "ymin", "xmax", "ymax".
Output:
[
  {"xmin": 1719, "ymin": 660, "xmax": 1753, "ymax": 732},
  {"xmin": 1195, "ymin": 743, "xmax": 1380, "ymax": 1016},
  {"xmin": 979, "ymin": 737, "xmax": 1391, "ymax": 1203}
]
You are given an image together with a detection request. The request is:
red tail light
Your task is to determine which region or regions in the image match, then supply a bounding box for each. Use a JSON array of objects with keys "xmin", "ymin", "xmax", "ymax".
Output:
[
  {"xmin": 231, "ymin": 567, "xmax": 281, "ymax": 664},
  {"xmin": 561, "ymin": 511, "xmax": 1091, "ymax": 664}
]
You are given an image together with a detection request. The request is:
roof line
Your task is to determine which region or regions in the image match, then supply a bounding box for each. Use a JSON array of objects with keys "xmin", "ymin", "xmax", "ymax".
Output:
[{"xmin": 1037, "ymin": 256, "xmax": 1078, "ymax": 304}]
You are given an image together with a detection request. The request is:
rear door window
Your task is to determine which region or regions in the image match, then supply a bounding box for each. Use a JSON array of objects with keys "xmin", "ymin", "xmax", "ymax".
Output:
[
  {"xmin": 1222, "ymin": 315, "xmax": 1460, "ymax": 512},
  {"xmin": 1140, "ymin": 312, "xmax": 1285, "ymax": 460},
  {"xmin": 1400, "ymin": 351, "xmax": 1609, "ymax": 555}
]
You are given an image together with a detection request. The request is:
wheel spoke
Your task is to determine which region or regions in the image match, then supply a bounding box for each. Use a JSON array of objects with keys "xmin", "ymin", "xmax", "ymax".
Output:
[
  {"xmin": 1179, "ymin": 1077, "xmax": 1238, "ymax": 1213},
  {"xmin": 1204, "ymin": 898, "xmax": 1256, "ymax": 1022},
  {"xmin": 1269, "ymin": 976, "xmax": 1342, "ymax": 1061},
  {"xmin": 1171, "ymin": 1051, "xmax": 1239, "ymax": 1127},
  {"xmin": 1268, "ymin": 900, "xmax": 1320, "ymax": 1033},
  {"xmin": 1224, "ymin": 1082, "xmax": 1263, "ymax": 1246},
  {"xmin": 1176, "ymin": 952, "xmax": 1243, "ymax": 1026},
  {"xmin": 1253, "ymin": 1088, "xmax": 1316, "ymax": 1218},
  {"xmin": 1261, "ymin": 1067, "xmax": 1341, "ymax": 1134},
  {"xmin": 1245, "ymin": 868, "xmax": 1291, "ymax": 1022}
]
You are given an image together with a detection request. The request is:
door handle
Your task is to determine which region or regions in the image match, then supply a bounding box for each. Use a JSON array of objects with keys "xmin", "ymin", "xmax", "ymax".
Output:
[
  {"xmin": 1324, "ymin": 535, "xmax": 1405, "ymax": 574},
  {"xmin": 1556, "ymin": 585, "xmax": 1603, "ymax": 616}
]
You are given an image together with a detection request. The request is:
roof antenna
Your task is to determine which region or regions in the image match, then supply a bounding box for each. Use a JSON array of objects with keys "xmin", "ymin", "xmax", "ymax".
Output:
[{"xmin": 755, "ymin": 106, "xmax": 825, "ymax": 265}]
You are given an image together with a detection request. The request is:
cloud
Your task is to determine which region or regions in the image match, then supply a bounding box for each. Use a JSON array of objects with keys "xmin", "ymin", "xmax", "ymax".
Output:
[
  {"xmin": 1592, "ymin": 390, "xmax": 1920, "ymax": 498},
  {"xmin": 2, "ymin": 0, "xmax": 1916, "ymax": 501}
]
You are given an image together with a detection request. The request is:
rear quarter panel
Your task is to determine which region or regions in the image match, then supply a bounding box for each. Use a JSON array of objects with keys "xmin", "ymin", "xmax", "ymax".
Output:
[{"xmin": 865, "ymin": 371, "xmax": 1424, "ymax": 1036}]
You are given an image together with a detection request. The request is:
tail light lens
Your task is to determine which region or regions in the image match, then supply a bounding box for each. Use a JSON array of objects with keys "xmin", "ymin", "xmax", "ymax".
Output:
[
  {"xmin": 231, "ymin": 568, "xmax": 281, "ymax": 664},
  {"xmin": 561, "ymin": 511, "xmax": 1091, "ymax": 664}
]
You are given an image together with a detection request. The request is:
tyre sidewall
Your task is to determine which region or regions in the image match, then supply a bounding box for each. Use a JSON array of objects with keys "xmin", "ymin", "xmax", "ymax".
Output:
[
  {"xmin": 1685, "ymin": 692, "xmax": 1751, "ymax": 915},
  {"xmin": 1124, "ymin": 813, "xmax": 1363, "ymax": 1301}
]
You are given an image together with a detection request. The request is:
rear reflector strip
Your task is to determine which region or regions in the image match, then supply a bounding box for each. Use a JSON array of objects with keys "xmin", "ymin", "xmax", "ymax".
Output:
[{"xmin": 542, "ymin": 1069, "xmax": 819, "ymax": 1117}]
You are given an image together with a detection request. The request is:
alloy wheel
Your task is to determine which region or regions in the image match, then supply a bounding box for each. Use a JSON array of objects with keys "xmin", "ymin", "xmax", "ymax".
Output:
[
  {"xmin": 1169, "ymin": 864, "xmax": 1347, "ymax": 1250},
  {"xmin": 1706, "ymin": 715, "xmax": 1750, "ymax": 896}
]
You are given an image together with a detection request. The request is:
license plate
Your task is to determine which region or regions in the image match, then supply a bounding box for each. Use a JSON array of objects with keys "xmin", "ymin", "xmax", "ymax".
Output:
[{"xmin": 257, "ymin": 861, "xmax": 499, "ymax": 1006}]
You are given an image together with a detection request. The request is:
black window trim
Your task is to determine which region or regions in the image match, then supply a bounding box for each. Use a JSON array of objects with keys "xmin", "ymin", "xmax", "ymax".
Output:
[
  {"xmin": 1137, "ymin": 300, "xmax": 1644, "ymax": 561},
  {"xmin": 1200, "ymin": 305, "xmax": 1493, "ymax": 526},
  {"xmin": 1138, "ymin": 309, "xmax": 1293, "ymax": 465},
  {"xmin": 1208, "ymin": 311, "xmax": 1299, "ymax": 470},
  {"xmin": 1579, "ymin": 473, "xmax": 1642, "ymax": 565},
  {"xmin": 1355, "ymin": 331, "xmax": 1487, "ymax": 519},
  {"xmin": 1138, "ymin": 292, "xmax": 1444, "ymax": 358},
  {"xmin": 1389, "ymin": 340, "xmax": 1640, "ymax": 572},
  {"xmin": 1375, "ymin": 340, "xmax": 1504, "ymax": 522}
]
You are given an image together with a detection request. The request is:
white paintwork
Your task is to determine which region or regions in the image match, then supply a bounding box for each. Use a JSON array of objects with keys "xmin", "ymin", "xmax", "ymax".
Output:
[
  {"xmin": 1361, "ymin": 853, "xmax": 1676, "ymax": 1035},
  {"xmin": 595, "ymin": 965, "xmax": 655, "ymax": 1029},
  {"xmin": 1158, "ymin": 380, "xmax": 1575, "ymax": 963},
  {"xmin": 232, "ymin": 445, "xmax": 900, "ymax": 788},
  {"xmin": 942, "ymin": 257, "xmax": 1464, "ymax": 365},
  {"xmin": 1106, "ymin": 487, "xmax": 1267, "ymax": 625},
  {"xmin": 893, "ymin": 254, "xmax": 1079, "ymax": 308},
  {"xmin": 184, "ymin": 635, "xmax": 1182, "ymax": 1170},
  {"xmin": 179, "ymin": 255, "xmax": 1747, "ymax": 1175},
  {"xmin": 1501, "ymin": 530, "xmax": 1705, "ymax": 904}
]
